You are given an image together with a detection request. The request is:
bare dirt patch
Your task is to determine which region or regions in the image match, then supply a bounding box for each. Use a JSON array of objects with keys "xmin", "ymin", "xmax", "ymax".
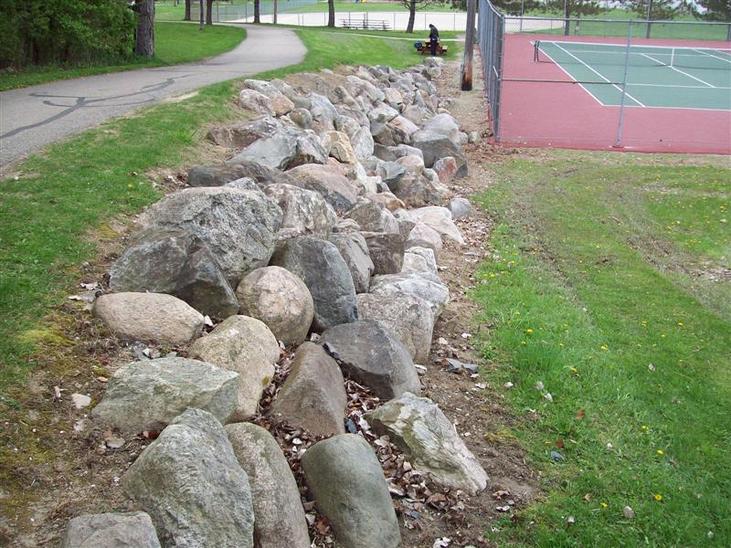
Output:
[{"xmin": 1, "ymin": 60, "xmax": 538, "ymax": 547}]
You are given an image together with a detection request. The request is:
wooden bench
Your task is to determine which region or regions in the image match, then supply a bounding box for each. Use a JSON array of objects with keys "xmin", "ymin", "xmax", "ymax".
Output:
[
  {"xmin": 414, "ymin": 41, "xmax": 448, "ymax": 56},
  {"xmin": 340, "ymin": 18, "xmax": 391, "ymax": 30}
]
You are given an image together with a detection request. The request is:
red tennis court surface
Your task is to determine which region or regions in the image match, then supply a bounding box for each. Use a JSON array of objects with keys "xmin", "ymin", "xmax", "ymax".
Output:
[{"xmin": 497, "ymin": 34, "xmax": 731, "ymax": 154}]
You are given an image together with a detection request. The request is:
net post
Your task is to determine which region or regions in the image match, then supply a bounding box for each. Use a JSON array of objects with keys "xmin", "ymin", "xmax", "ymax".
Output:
[{"xmin": 614, "ymin": 20, "xmax": 633, "ymax": 149}]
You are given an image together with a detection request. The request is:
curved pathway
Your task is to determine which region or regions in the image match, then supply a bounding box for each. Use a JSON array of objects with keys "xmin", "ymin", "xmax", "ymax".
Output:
[{"xmin": 0, "ymin": 25, "xmax": 306, "ymax": 168}]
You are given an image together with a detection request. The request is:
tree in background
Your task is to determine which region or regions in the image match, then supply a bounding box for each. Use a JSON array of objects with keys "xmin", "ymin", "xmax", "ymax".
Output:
[
  {"xmin": 185, "ymin": 0, "xmax": 192, "ymax": 21},
  {"xmin": 328, "ymin": 0, "xmax": 336, "ymax": 27},
  {"xmin": 698, "ymin": 0, "xmax": 731, "ymax": 20},
  {"xmin": 0, "ymin": 0, "xmax": 135, "ymax": 68},
  {"xmin": 545, "ymin": 0, "xmax": 604, "ymax": 35},
  {"xmin": 401, "ymin": 0, "xmax": 439, "ymax": 33},
  {"xmin": 255, "ymin": 0, "xmax": 261, "ymax": 23},
  {"xmin": 134, "ymin": 0, "xmax": 155, "ymax": 56},
  {"xmin": 206, "ymin": 0, "xmax": 214, "ymax": 25},
  {"xmin": 623, "ymin": 0, "xmax": 678, "ymax": 20},
  {"xmin": 490, "ymin": 0, "xmax": 541, "ymax": 15}
]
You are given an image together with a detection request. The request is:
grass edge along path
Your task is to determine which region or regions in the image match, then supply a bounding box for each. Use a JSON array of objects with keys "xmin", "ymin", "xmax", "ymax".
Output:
[
  {"xmin": 471, "ymin": 152, "xmax": 730, "ymax": 546},
  {"xmin": 0, "ymin": 22, "xmax": 246, "ymax": 92}
]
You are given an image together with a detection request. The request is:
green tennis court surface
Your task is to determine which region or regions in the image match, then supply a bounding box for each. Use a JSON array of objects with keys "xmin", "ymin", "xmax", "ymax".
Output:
[{"xmin": 535, "ymin": 40, "xmax": 731, "ymax": 110}]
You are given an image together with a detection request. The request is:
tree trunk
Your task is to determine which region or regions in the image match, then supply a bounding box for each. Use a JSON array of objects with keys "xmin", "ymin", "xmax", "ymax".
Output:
[
  {"xmin": 184, "ymin": 0, "xmax": 191, "ymax": 21},
  {"xmin": 254, "ymin": 0, "xmax": 261, "ymax": 23},
  {"xmin": 406, "ymin": 0, "xmax": 416, "ymax": 33},
  {"xmin": 135, "ymin": 0, "xmax": 155, "ymax": 57},
  {"xmin": 274, "ymin": 0, "xmax": 278, "ymax": 24},
  {"xmin": 461, "ymin": 0, "xmax": 476, "ymax": 91},
  {"xmin": 328, "ymin": 0, "xmax": 335, "ymax": 27},
  {"xmin": 206, "ymin": 0, "xmax": 213, "ymax": 24},
  {"xmin": 563, "ymin": 0, "xmax": 570, "ymax": 36},
  {"xmin": 199, "ymin": 0, "xmax": 204, "ymax": 29}
]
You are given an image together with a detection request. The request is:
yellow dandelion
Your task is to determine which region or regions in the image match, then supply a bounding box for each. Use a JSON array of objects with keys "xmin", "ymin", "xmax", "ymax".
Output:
[
  {"xmin": 569, "ymin": 367, "xmax": 578, "ymax": 375},
  {"xmin": 656, "ymin": 449, "xmax": 664, "ymax": 456},
  {"xmin": 526, "ymin": 328, "xmax": 534, "ymax": 334},
  {"xmin": 600, "ymin": 502, "xmax": 608, "ymax": 509},
  {"xmin": 677, "ymin": 322, "xmax": 684, "ymax": 327},
  {"xmin": 641, "ymin": 425, "xmax": 649, "ymax": 432},
  {"xmin": 654, "ymin": 494, "xmax": 663, "ymax": 502},
  {"xmin": 600, "ymin": 345, "xmax": 609, "ymax": 351}
]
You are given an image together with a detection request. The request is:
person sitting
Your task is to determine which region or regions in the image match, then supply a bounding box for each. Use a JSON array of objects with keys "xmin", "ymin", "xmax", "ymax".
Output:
[{"xmin": 428, "ymin": 24, "xmax": 439, "ymax": 56}]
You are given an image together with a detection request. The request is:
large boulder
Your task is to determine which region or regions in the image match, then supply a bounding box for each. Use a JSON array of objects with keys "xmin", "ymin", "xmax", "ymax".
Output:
[
  {"xmin": 62, "ymin": 512, "xmax": 160, "ymax": 548},
  {"xmin": 433, "ymin": 156, "xmax": 459, "ymax": 185},
  {"xmin": 132, "ymin": 186, "xmax": 282, "ymax": 286},
  {"xmin": 92, "ymin": 358, "xmax": 238, "ymax": 435},
  {"xmin": 93, "ymin": 292, "xmax": 204, "ymax": 345},
  {"xmin": 270, "ymin": 237, "xmax": 358, "ymax": 332},
  {"xmin": 405, "ymin": 222, "xmax": 443, "ymax": 259},
  {"xmin": 228, "ymin": 125, "xmax": 328, "ymax": 170},
  {"xmin": 189, "ymin": 316, "xmax": 280, "ymax": 420},
  {"xmin": 269, "ymin": 342, "xmax": 347, "ymax": 436},
  {"xmin": 361, "ymin": 232, "xmax": 405, "ymax": 275},
  {"xmin": 328, "ymin": 232, "xmax": 374, "ymax": 294},
  {"xmin": 236, "ymin": 266, "xmax": 314, "ymax": 346},
  {"xmin": 402, "ymin": 246, "xmax": 438, "ymax": 276},
  {"xmin": 322, "ymin": 130, "xmax": 357, "ymax": 164},
  {"xmin": 285, "ymin": 164, "xmax": 358, "ymax": 215},
  {"xmin": 226, "ymin": 423, "xmax": 310, "ymax": 548},
  {"xmin": 449, "ymin": 196, "xmax": 472, "ymax": 220},
  {"xmin": 351, "ymin": 127, "xmax": 375, "ymax": 161},
  {"xmin": 345, "ymin": 200, "xmax": 400, "ymax": 235},
  {"xmin": 423, "ymin": 113, "xmax": 462, "ymax": 145},
  {"xmin": 264, "ymin": 183, "xmax": 337, "ymax": 240},
  {"xmin": 122, "ymin": 409, "xmax": 254, "ymax": 547},
  {"xmin": 370, "ymin": 272, "xmax": 450, "ymax": 318},
  {"xmin": 321, "ymin": 320, "xmax": 420, "ymax": 400},
  {"xmin": 366, "ymin": 393, "xmax": 489, "ymax": 495},
  {"xmin": 356, "ymin": 291, "xmax": 434, "ymax": 363},
  {"xmin": 109, "ymin": 228, "xmax": 239, "ymax": 319},
  {"xmin": 301, "ymin": 434, "xmax": 401, "ymax": 548},
  {"xmin": 207, "ymin": 116, "xmax": 281, "ymax": 149},
  {"xmin": 387, "ymin": 169, "xmax": 450, "ymax": 208},
  {"xmin": 411, "ymin": 130, "xmax": 468, "ymax": 176},
  {"xmin": 187, "ymin": 161, "xmax": 291, "ymax": 187},
  {"xmin": 408, "ymin": 206, "xmax": 465, "ymax": 245},
  {"xmin": 238, "ymin": 88, "xmax": 275, "ymax": 116}
]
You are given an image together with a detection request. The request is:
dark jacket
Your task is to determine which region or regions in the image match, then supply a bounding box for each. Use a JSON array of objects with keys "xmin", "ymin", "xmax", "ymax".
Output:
[{"xmin": 429, "ymin": 26, "xmax": 439, "ymax": 41}]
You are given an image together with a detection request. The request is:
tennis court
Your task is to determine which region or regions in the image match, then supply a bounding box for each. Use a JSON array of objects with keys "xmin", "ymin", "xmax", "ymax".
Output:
[
  {"xmin": 534, "ymin": 40, "xmax": 731, "ymax": 110},
  {"xmin": 496, "ymin": 34, "xmax": 731, "ymax": 154}
]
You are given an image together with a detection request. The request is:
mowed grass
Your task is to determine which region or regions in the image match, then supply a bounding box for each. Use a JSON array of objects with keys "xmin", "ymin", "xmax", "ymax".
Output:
[
  {"xmin": 0, "ymin": 28, "xmax": 446, "ymax": 394},
  {"xmin": 0, "ymin": 23, "xmax": 245, "ymax": 91},
  {"xmin": 472, "ymin": 151, "xmax": 730, "ymax": 546}
]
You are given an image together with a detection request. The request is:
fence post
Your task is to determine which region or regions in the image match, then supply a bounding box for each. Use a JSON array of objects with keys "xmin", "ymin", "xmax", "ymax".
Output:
[{"xmin": 614, "ymin": 21, "xmax": 633, "ymax": 148}]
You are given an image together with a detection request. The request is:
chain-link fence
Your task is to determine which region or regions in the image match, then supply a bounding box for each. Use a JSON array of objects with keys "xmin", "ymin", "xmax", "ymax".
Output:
[{"xmin": 478, "ymin": 0, "xmax": 505, "ymax": 139}]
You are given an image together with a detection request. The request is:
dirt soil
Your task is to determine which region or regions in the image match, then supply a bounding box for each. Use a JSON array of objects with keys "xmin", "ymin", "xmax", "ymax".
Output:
[{"xmin": 0, "ymin": 60, "xmax": 539, "ymax": 547}]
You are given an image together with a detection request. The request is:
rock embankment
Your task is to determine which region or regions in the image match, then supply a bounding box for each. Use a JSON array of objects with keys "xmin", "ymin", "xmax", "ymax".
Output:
[{"xmin": 69, "ymin": 58, "xmax": 488, "ymax": 548}]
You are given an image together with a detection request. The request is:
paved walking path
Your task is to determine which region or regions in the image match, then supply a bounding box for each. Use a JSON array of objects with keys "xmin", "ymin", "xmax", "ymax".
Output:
[{"xmin": 0, "ymin": 25, "xmax": 305, "ymax": 168}]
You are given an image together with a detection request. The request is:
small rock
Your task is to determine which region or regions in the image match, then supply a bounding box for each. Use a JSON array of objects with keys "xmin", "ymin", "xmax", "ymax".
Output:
[
  {"xmin": 445, "ymin": 359, "xmax": 478, "ymax": 375},
  {"xmin": 105, "ymin": 436, "xmax": 126, "ymax": 450},
  {"xmin": 566, "ymin": 515, "xmax": 576, "ymax": 525},
  {"xmin": 550, "ymin": 450, "xmax": 564, "ymax": 462},
  {"xmin": 71, "ymin": 393, "xmax": 91, "ymax": 409},
  {"xmin": 504, "ymin": 382, "xmax": 514, "ymax": 389}
]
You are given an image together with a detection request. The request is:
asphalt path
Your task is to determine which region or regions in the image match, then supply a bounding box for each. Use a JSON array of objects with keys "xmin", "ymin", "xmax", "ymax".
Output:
[{"xmin": 0, "ymin": 24, "xmax": 305, "ymax": 169}]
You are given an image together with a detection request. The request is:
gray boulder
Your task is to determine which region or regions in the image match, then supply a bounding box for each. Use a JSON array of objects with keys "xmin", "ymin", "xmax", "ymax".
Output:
[
  {"xmin": 92, "ymin": 358, "xmax": 238, "ymax": 435},
  {"xmin": 189, "ymin": 316, "xmax": 280, "ymax": 420},
  {"xmin": 370, "ymin": 272, "xmax": 449, "ymax": 318},
  {"xmin": 109, "ymin": 229, "xmax": 238, "ymax": 320},
  {"xmin": 94, "ymin": 292, "xmax": 204, "ymax": 345},
  {"xmin": 301, "ymin": 434, "xmax": 401, "ymax": 548},
  {"xmin": 322, "ymin": 130, "xmax": 357, "ymax": 164},
  {"xmin": 411, "ymin": 130, "xmax": 468, "ymax": 176},
  {"xmin": 62, "ymin": 512, "xmax": 160, "ymax": 548},
  {"xmin": 285, "ymin": 164, "xmax": 358, "ymax": 215},
  {"xmin": 289, "ymin": 107, "xmax": 313, "ymax": 129},
  {"xmin": 269, "ymin": 342, "xmax": 347, "ymax": 436},
  {"xmin": 329, "ymin": 232, "xmax": 374, "ymax": 294},
  {"xmin": 361, "ymin": 232, "xmax": 405, "ymax": 275},
  {"xmin": 402, "ymin": 246, "xmax": 438, "ymax": 276},
  {"xmin": 366, "ymin": 393, "xmax": 489, "ymax": 495},
  {"xmin": 238, "ymin": 88, "xmax": 275, "ymax": 116},
  {"xmin": 226, "ymin": 423, "xmax": 310, "ymax": 548},
  {"xmin": 351, "ymin": 127, "xmax": 375, "ymax": 161},
  {"xmin": 406, "ymin": 222, "xmax": 443, "ymax": 259},
  {"xmin": 122, "ymin": 409, "xmax": 254, "ymax": 547},
  {"xmin": 321, "ymin": 320, "xmax": 420, "ymax": 400},
  {"xmin": 449, "ymin": 196, "xmax": 472, "ymax": 220},
  {"xmin": 236, "ymin": 266, "xmax": 314, "ymax": 346},
  {"xmin": 356, "ymin": 291, "xmax": 434, "ymax": 363},
  {"xmin": 345, "ymin": 200, "xmax": 400, "ymax": 235},
  {"xmin": 308, "ymin": 93, "xmax": 339, "ymax": 132},
  {"xmin": 409, "ymin": 206, "xmax": 465, "ymax": 244},
  {"xmin": 264, "ymin": 183, "xmax": 337, "ymax": 240},
  {"xmin": 423, "ymin": 113, "xmax": 462, "ymax": 145},
  {"xmin": 207, "ymin": 116, "xmax": 281, "ymax": 149},
  {"xmin": 134, "ymin": 186, "xmax": 282, "ymax": 286},
  {"xmin": 228, "ymin": 125, "xmax": 328, "ymax": 170},
  {"xmin": 187, "ymin": 162, "xmax": 290, "ymax": 187},
  {"xmin": 270, "ymin": 236, "xmax": 358, "ymax": 332}
]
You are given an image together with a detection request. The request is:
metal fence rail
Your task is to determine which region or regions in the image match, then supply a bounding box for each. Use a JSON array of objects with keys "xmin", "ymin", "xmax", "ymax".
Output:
[{"xmin": 478, "ymin": 0, "xmax": 505, "ymax": 140}]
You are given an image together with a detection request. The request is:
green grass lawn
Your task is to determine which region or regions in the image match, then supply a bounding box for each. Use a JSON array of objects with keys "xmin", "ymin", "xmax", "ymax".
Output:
[
  {"xmin": 473, "ymin": 151, "xmax": 730, "ymax": 546},
  {"xmin": 0, "ymin": 23, "xmax": 245, "ymax": 91}
]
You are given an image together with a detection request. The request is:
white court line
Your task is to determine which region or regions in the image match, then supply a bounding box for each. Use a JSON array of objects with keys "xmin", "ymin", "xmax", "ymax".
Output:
[
  {"xmin": 641, "ymin": 52, "xmax": 716, "ymax": 87},
  {"xmin": 553, "ymin": 43, "xmax": 646, "ymax": 107},
  {"xmin": 693, "ymin": 48, "xmax": 731, "ymax": 65},
  {"xmin": 629, "ymin": 82, "xmax": 731, "ymax": 89},
  {"xmin": 532, "ymin": 41, "xmax": 607, "ymax": 106}
]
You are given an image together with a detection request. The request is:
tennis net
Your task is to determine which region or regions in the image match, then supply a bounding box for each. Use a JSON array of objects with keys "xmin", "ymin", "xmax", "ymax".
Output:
[{"xmin": 534, "ymin": 40, "xmax": 731, "ymax": 71}]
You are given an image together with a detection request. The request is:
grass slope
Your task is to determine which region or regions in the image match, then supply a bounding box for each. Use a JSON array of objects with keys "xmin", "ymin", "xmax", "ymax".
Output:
[
  {"xmin": 473, "ymin": 151, "xmax": 730, "ymax": 546},
  {"xmin": 0, "ymin": 23, "xmax": 246, "ymax": 91}
]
